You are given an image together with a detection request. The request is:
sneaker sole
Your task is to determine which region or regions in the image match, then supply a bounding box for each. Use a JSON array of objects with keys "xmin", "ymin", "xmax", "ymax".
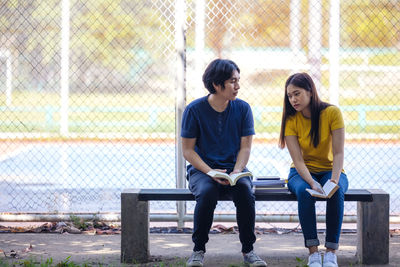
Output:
[{"xmin": 245, "ymin": 263, "xmax": 268, "ymax": 267}]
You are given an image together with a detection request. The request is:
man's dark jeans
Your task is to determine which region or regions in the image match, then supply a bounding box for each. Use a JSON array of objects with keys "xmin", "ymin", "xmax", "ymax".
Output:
[{"xmin": 188, "ymin": 168, "xmax": 256, "ymax": 253}]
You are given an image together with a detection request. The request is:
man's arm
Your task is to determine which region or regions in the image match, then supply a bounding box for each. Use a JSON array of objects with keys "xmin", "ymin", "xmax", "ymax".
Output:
[
  {"xmin": 182, "ymin": 137, "xmax": 230, "ymax": 185},
  {"xmin": 232, "ymin": 135, "xmax": 253, "ymax": 174},
  {"xmin": 182, "ymin": 137, "xmax": 211, "ymax": 174}
]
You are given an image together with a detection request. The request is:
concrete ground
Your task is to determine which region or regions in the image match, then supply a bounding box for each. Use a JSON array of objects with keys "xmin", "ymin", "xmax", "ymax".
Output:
[{"xmin": 0, "ymin": 223, "xmax": 399, "ymax": 266}]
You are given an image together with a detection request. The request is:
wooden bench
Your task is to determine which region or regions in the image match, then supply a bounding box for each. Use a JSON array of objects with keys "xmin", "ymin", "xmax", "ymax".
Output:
[{"xmin": 121, "ymin": 188, "xmax": 389, "ymax": 265}]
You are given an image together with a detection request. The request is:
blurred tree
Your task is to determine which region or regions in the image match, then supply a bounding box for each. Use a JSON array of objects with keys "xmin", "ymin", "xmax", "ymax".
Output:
[
  {"xmin": 70, "ymin": 0, "xmax": 168, "ymax": 92},
  {"xmin": 0, "ymin": 0, "xmax": 399, "ymax": 94},
  {"xmin": 0, "ymin": 0, "xmax": 44, "ymax": 91},
  {"xmin": 206, "ymin": 0, "xmax": 231, "ymax": 57},
  {"xmin": 341, "ymin": 1, "xmax": 400, "ymax": 47},
  {"xmin": 237, "ymin": 0, "xmax": 291, "ymax": 47}
]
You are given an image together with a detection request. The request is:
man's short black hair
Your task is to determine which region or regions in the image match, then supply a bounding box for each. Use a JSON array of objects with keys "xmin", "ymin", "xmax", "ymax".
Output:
[{"xmin": 202, "ymin": 59, "xmax": 240, "ymax": 94}]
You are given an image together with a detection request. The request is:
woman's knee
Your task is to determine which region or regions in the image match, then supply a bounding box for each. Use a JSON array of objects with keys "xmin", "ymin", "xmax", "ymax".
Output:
[
  {"xmin": 296, "ymin": 189, "xmax": 315, "ymax": 204},
  {"xmin": 329, "ymin": 186, "xmax": 345, "ymax": 203},
  {"xmin": 289, "ymin": 179, "xmax": 310, "ymax": 196}
]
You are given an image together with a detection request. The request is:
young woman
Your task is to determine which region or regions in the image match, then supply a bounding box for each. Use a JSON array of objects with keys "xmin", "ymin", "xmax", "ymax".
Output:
[{"xmin": 279, "ymin": 73, "xmax": 348, "ymax": 267}]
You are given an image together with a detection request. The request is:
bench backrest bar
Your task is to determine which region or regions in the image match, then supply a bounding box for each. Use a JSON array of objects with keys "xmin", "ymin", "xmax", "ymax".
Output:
[{"xmin": 124, "ymin": 188, "xmax": 373, "ymax": 202}]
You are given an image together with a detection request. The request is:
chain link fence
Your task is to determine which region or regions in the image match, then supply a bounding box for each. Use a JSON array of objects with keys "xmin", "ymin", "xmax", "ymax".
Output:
[{"xmin": 0, "ymin": 0, "xmax": 399, "ymax": 221}]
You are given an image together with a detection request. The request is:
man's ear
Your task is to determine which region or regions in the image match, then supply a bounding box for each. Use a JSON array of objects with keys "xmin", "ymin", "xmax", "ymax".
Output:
[
  {"xmin": 212, "ymin": 82, "xmax": 220, "ymax": 92},
  {"xmin": 213, "ymin": 82, "xmax": 222, "ymax": 93}
]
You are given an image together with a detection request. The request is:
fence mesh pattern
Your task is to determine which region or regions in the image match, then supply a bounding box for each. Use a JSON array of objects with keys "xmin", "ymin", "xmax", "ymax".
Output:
[{"xmin": 0, "ymin": 0, "xmax": 399, "ymax": 218}]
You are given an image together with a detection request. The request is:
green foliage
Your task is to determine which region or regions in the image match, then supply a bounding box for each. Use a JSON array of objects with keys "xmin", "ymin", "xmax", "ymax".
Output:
[
  {"xmin": 295, "ymin": 256, "xmax": 308, "ymax": 267},
  {"xmin": 55, "ymin": 256, "xmax": 72, "ymax": 267},
  {"xmin": 0, "ymin": 89, "xmax": 399, "ymax": 137},
  {"xmin": 369, "ymin": 52, "xmax": 400, "ymax": 65},
  {"xmin": 42, "ymin": 257, "xmax": 53, "ymax": 267},
  {"xmin": 91, "ymin": 214, "xmax": 101, "ymax": 228},
  {"xmin": 69, "ymin": 215, "xmax": 88, "ymax": 231},
  {"xmin": 342, "ymin": 2, "xmax": 399, "ymax": 47},
  {"xmin": 0, "ymin": 257, "xmax": 9, "ymax": 267},
  {"xmin": 71, "ymin": 0, "xmax": 167, "ymax": 72},
  {"xmin": 69, "ymin": 214, "xmax": 104, "ymax": 231},
  {"xmin": 0, "ymin": 256, "xmax": 94, "ymax": 267}
]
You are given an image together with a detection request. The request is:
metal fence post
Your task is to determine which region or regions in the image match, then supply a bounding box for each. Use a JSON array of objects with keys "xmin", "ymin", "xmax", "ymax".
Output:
[
  {"xmin": 175, "ymin": 0, "xmax": 187, "ymax": 229},
  {"xmin": 329, "ymin": 0, "xmax": 340, "ymax": 106},
  {"xmin": 60, "ymin": 0, "xmax": 70, "ymax": 136}
]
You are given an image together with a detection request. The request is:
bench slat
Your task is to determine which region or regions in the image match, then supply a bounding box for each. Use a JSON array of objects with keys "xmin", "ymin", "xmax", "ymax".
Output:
[{"xmin": 130, "ymin": 188, "xmax": 373, "ymax": 202}]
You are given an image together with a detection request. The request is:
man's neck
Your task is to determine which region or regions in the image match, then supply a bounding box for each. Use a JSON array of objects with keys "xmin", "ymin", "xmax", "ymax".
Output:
[{"xmin": 208, "ymin": 94, "xmax": 229, "ymax": 112}]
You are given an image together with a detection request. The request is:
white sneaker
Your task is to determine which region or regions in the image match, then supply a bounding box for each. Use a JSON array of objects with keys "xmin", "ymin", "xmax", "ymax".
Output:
[
  {"xmin": 186, "ymin": 250, "xmax": 204, "ymax": 267},
  {"xmin": 243, "ymin": 250, "xmax": 268, "ymax": 266},
  {"xmin": 307, "ymin": 252, "xmax": 322, "ymax": 267},
  {"xmin": 323, "ymin": 251, "xmax": 338, "ymax": 267}
]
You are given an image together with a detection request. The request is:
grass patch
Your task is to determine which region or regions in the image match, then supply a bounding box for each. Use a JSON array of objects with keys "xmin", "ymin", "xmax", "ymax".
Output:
[
  {"xmin": 0, "ymin": 91, "xmax": 399, "ymax": 138},
  {"xmin": 0, "ymin": 256, "xmax": 92, "ymax": 267}
]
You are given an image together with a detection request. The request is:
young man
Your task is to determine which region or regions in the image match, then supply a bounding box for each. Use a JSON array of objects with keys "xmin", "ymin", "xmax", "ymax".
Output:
[{"xmin": 181, "ymin": 59, "xmax": 267, "ymax": 267}]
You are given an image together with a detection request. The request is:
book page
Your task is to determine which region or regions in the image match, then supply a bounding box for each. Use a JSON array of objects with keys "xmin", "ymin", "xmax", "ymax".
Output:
[
  {"xmin": 229, "ymin": 171, "xmax": 252, "ymax": 185},
  {"xmin": 207, "ymin": 170, "xmax": 229, "ymax": 179},
  {"xmin": 207, "ymin": 170, "xmax": 252, "ymax": 186},
  {"xmin": 305, "ymin": 188, "xmax": 327, "ymax": 198},
  {"xmin": 230, "ymin": 171, "xmax": 251, "ymax": 180},
  {"xmin": 207, "ymin": 170, "xmax": 231, "ymax": 183},
  {"xmin": 305, "ymin": 181, "xmax": 339, "ymax": 198},
  {"xmin": 323, "ymin": 180, "xmax": 339, "ymax": 198}
]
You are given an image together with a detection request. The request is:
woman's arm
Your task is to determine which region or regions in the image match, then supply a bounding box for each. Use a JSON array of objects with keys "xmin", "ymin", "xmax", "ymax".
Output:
[
  {"xmin": 285, "ymin": 135, "xmax": 323, "ymax": 192},
  {"xmin": 232, "ymin": 135, "xmax": 253, "ymax": 174},
  {"xmin": 330, "ymin": 127, "xmax": 345, "ymax": 184}
]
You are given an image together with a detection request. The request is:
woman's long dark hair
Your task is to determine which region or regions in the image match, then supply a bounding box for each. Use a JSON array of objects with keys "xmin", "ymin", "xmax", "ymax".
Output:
[{"xmin": 279, "ymin": 73, "xmax": 330, "ymax": 148}]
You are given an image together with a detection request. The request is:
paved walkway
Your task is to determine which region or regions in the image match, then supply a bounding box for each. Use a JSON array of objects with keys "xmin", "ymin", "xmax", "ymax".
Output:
[{"xmin": 1, "ymin": 231, "xmax": 399, "ymax": 266}]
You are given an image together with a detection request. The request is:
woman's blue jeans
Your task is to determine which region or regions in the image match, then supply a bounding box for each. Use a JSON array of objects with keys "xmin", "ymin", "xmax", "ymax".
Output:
[
  {"xmin": 287, "ymin": 168, "xmax": 349, "ymax": 250},
  {"xmin": 188, "ymin": 167, "xmax": 256, "ymax": 253}
]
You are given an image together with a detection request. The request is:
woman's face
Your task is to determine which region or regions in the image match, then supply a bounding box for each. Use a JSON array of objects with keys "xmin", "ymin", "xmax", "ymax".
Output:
[{"xmin": 286, "ymin": 84, "xmax": 312, "ymax": 116}]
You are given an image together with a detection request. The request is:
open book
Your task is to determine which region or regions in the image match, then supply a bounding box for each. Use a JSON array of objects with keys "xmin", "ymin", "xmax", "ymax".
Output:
[
  {"xmin": 207, "ymin": 170, "xmax": 253, "ymax": 186},
  {"xmin": 305, "ymin": 180, "xmax": 340, "ymax": 198}
]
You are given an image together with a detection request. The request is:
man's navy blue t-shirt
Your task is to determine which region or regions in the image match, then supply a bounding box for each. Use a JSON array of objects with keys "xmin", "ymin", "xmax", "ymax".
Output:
[{"xmin": 181, "ymin": 95, "xmax": 255, "ymax": 171}]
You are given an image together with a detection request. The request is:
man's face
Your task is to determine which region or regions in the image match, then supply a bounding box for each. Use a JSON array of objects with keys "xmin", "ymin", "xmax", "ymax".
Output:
[{"xmin": 215, "ymin": 70, "xmax": 240, "ymax": 101}]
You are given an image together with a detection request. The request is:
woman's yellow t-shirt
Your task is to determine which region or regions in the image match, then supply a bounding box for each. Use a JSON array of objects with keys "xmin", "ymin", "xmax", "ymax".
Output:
[{"xmin": 284, "ymin": 105, "xmax": 344, "ymax": 173}]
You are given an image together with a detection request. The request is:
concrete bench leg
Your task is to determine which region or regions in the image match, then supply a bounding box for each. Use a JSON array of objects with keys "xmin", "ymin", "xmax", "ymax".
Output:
[
  {"xmin": 357, "ymin": 189, "xmax": 389, "ymax": 265},
  {"xmin": 121, "ymin": 189, "xmax": 149, "ymax": 263}
]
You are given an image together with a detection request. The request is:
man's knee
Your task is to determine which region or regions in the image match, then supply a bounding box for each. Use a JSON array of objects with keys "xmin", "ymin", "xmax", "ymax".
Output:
[
  {"xmin": 195, "ymin": 183, "xmax": 218, "ymax": 206},
  {"xmin": 233, "ymin": 185, "xmax": 255, "ymax": 206}
]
